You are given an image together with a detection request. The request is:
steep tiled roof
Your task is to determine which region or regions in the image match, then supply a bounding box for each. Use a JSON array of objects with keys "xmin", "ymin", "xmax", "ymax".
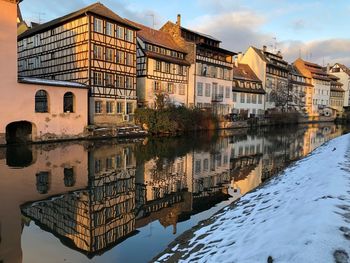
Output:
[
  {"xmin": 144, "ymin": 50, "xmax": 190, "ymax": 66},
  {"xmin": 232, "ymin": 64, "xmax": 265, "ymax": 94},
  {"xmin": 125, "ymin": 19, "xmax": 186, "ymax": 53},
  {"xmin": 233, "ymin": 64, "xmax": 261, "ymax": 82},
  {"xmin": 18, "ymin": 2, "xmax": 139, "ymax": 40},
  {"xmin": 295, "ymin": 58, "xmax": 331, "ymax": 81},
  {"xmin": 180, "ymin": 26, "xmax": 221, "ymax": 42},
  {"xmin": 333, "ymin": 63, "xmax": 350, "ymax": 76}
]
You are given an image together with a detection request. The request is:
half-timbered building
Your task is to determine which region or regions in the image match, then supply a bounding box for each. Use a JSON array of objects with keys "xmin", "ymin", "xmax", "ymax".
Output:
[
  {"xmin": 0, "ymin": 0, "xmax": 89, "ymax": 145},
  {"xmin": 239, "ymin": 46, "xmax": 289, "ymax": 110},
  {"xmin": 17, "ymin": 3, "xmax": 139, "ymax": 125},
  {"xmin": 161, "ymin": 15, "xmax": 236, "ymax": 116},
  {"xmin": 232, "ymin": 63, "xmax": 265, "ymax": 118},
  {"xmin": 125, "ymin": 20, "xmax": 190, "ymax": 108}
]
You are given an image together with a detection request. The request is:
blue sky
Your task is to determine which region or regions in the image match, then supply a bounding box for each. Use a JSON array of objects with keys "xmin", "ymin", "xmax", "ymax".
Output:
[{"xmin": 20, "ymin": 0, "xmax": 350, "ymax": 65}]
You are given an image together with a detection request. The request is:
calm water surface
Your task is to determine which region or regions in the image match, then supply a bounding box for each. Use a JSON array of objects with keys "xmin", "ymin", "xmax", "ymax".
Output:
[{"xmin": 0, "ymin": 124, "xmax": 348, "ymax": 263}]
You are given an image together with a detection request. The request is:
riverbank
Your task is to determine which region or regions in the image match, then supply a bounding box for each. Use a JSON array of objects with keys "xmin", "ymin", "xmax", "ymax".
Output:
[{"xmin": 153, "ymin": 133, "xmax": 350, "ymax": 263}]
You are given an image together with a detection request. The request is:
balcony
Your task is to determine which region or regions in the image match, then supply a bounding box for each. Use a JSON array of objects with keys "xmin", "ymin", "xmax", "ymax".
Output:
[{"xmin": 212, "ymin": 94, "xmax": 223, "ymax": 102}]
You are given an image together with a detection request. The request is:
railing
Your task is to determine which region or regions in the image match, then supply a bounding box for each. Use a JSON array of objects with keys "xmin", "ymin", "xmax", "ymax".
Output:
[{"xmin": 211, "ymin": 94, "xmax": 223, "ymax": 102}]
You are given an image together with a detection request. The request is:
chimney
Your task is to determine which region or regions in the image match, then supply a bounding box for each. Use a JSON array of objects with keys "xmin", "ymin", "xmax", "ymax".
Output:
[
  {"xmin": 263, "ymin": 45, "xmax": 267, "ymax": 52},
  {"xmin": 235, "ymin": 52, "xmax": 243, "ymax": 67},
  {"xmin": 176, "ymin": 14, "xmax": 181, "ymax": 26},
  {"xmin": 277, "ymin": 50, "xmax": 282, "ymax": 57}
]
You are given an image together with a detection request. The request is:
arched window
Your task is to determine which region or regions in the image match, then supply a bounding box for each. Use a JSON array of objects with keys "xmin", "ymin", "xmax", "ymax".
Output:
[
  {"xmin": 35, "ymin": 90, "xmax": 48, "ymax": 113},
  {"xmin": 63, "ymin": 92, "xmax": 74, "ymax": 113}
]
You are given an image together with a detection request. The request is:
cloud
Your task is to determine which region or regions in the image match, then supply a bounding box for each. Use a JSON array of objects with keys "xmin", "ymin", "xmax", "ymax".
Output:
[
  {"xmin": 292, "ymin": 19, "xmax": 305, "ymax": 31},
  {"xmin": 187, "ymin": 10, "xmax": 273, "ymax": 53},
  {"xmin": 20, "ymin": 0, "xmax": 162, "ymax": 27},
  {"xmin": 281, "ymin": 39, "xmax": 350, "ymax": 65}
]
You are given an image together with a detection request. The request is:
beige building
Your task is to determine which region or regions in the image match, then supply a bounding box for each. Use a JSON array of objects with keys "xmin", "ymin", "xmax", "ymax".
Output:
[
  {"xmin": 239, "ymin": 46, "xmax": 289, "ymax": 110},
  {"xmin": 161, "ymin": 15, "xmax": 236, "ymax": 116},
  {"xmin": 0, "ymin": 0, "xmax": 89, "ymax": 144},
  {"xmin": 127, "ymin": 20, "xmax": 190, "ymax": 108},
  {"xmin": 294, "ymin": 59, "xmax": 332, "ymax": 117},
  {"xmin": 329, "ymin": 63, "xmax": 350, "ymax": 108},
  {"xmin": 17, "ymin": 3, "xmax": 139, "ymax": 126},
  {"xmin": 288, "ymin": 64, "xmax": 313, "ymax": 115}
]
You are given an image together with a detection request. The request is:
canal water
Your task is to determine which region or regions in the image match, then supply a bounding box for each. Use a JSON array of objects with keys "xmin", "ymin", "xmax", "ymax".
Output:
[{"xmin": 0, "ymin": 124, "xmax": 347, "ymax": 263}]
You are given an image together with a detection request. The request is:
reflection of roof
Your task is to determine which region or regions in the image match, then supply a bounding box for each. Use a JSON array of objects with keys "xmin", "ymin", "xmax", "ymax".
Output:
[
  {"xmin": 18, "ymin": 3, "xmax": 139, "ymax": 40},
  {"xmin": 126, "ymin": 19, "xmax": 187, "ymax": 53},
  {"xmin": 18, "ymin": 77, "xmax": 88, "ymax": 89},
  {"xmin": 180, "ymin": 26, "xmax": 221, "ymax": 42}
]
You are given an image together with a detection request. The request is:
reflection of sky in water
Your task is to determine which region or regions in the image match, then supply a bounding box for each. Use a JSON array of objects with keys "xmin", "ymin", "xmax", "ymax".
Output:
[{"xmin": 0, "ymin": 124, "xmax": 346, "ymax": 263}]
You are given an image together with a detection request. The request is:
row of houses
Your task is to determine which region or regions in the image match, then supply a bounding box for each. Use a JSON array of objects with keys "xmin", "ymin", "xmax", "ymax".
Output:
[{"xmin": 0, "ymin": 0, "xmax": 349, "ymax": 144}]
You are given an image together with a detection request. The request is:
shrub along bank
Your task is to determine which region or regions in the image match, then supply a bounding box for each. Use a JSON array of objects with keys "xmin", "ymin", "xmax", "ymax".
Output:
[{"xmin": 134, "ymin": 106, "xmax": 218, "ymax": 135}]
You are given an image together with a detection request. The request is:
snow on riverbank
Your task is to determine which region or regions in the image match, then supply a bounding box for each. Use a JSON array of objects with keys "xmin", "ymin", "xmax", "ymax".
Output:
[{"xmin": 154, "ymin": 134, "xmax": 350, "ymax": 263}]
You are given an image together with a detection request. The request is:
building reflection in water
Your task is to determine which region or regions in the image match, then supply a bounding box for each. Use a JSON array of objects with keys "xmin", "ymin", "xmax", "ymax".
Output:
[{"xmin": 0, "ymin": 124, "xmax": 345, "ymax": 262}]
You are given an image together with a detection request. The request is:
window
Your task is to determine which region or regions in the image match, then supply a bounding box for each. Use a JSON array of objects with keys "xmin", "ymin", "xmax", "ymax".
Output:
[
  {"xmin": 179, "ymin": 84, "xmax": 185, "ymax": 95},
  {"xmin": 35, "ymin": 90, "xmax": 48, "ymax": 113},
  {"xmin": 106, "ymin": 73, "xmax": 114, "ymax": 86},
  {"xmin": 258, "ymin": 94, "xmax": 262, "ymax": 104},
  {"xmin": 232, "ymin": 92, "xmax": 237, "ymax": 102},
  {"xmin": 155, "ymin": 61, "xmax": 161, "ymax": 71},
  {"xmin": 225, "ymin": 86, "xmax": 230, "ymax": 98},
  {"xmin": 126, "ymin": 102, "xmax": 133, "ymax": 114},
  {"xmin": 106, "ymin": 22, "xmax": 114, "ymax": 36},
  {"xmin": 94, "ymin": 18, "xmax": 103, "ymax": 33},
  {"xmin": 247, "ymin": 93, "xmax": 251, "ymax": 103},
  {"xmin": 93, "ymin": 72, "xmax": 103, "ymax": 85},
  {"xmin": 241, "ymin": 93, "xmax": 245, "ymax": 103},
  {"xmin": 126, "ymin": 53, "xmax": 133, "ymax": 66},
  {"xmin": 116, "ymin": 50, "xmax": 124, "ymax": 64},
  {"xmin": 164, "ymin": 63, "xmax": 170, "ymax": 73},
  {"xmin": 63, "ymin": 92, "xmax": 74, "ymax": 113},
  {"xmin": 167, "ymin": 83, "xmax": 174, "ymax": 93},
  {"xmin": 179, "ymin": 65, "xmax": 184, "ymax": 75},
  {"xmin": 252, "ymin": 94, "xmax": 257, "ymax": 104},
  {"xmin": 106, "ymin": 48, "xmax": 114, "ymax": 62},
  {"xmin": 126, "ymin": 76, "xmax": 133, "ymax": 89},
  {"xmin": 117, "ymin": 26, "xmax": 124, "ymax": 39},
  {"xmin": 116, "ymin": 102, "xmax": 124, "ymax": 113},
  {"xmin": 106, "ymin": 101, "xmax": 114, "ymax": 114},
  {"xmin": 205, "ymin": 83, "xmax": 211, "ymax": 97},
  {"xmin": 125, "ymin": 29, "xmax": 133, "ymax": 42},
  {"xmin": 95, "ymin": 101, "xmax": 102, "ymax": 113},
  {"xmin": 197, "ymin": 82, "xmax": 203, "ymax": 96},
  {"xmin": 154, "ymin": 81, "xmax": 161, "ymax": 91},
  {"xmin": 116, "ymin": 75, "xmax": 124, "ymax": 88},
  {"xmin": 93, "ymin": 45, "xmax": 103, "ymax": 59}
]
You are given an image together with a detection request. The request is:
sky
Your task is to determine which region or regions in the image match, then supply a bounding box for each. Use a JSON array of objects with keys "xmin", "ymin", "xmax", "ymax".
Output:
[{"xmin": 20, "ymin": 0, "xmax": 350, "ymax": 65}]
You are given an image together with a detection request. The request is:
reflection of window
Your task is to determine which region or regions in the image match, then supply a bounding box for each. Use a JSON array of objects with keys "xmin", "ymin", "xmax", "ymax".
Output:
[
  {"xmin": 115, "ymin": 155, "xmax": 122, "ymax": 168},
  {"xmin": 203, "ymin": 159, "xmax": 209, "ymax": 171},
  {"xmin": 64, "ymin": 168, "xmax": 75, "ymax": 187},
  {"xmin": 205, "ymin": 84, "xmax": 211, "ymax": 97},
  {"xmin": 197, "ymin": 82, "xmax": 203, "ymax": 96},
  {"xmin": 95, "ymin": 159, "xmax": 102, "ymax": 173},
  {"xmin": 106, "ymin": 101, "xmax": 114, "ymax": 114},
  {"xmin": 35, "ymin": 90, "xmax": 48, "ymax": 113},
  {"xmin": 126, "ymin": 102, "xmax": 133, "ymax": 114},
  {"xmin": 63, "ymin": 92, "xmax": 74, "ymax": 113},
  {"xmin": 116, "ymin": 102, "xmax": 124, "ymax": 114},
  {"xmin": 195, "ymin": 160, "xmax": 201, "ymax": 174},
  {"xmin": 36, "ymin": 172, "xmax": 50, "ymax": 194}
]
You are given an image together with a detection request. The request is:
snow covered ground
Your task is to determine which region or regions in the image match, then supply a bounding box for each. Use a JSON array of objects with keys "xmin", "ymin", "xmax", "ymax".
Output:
[{"xmin": 154, "ymin": 134, "xmax": 350, "ymax": 263}]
